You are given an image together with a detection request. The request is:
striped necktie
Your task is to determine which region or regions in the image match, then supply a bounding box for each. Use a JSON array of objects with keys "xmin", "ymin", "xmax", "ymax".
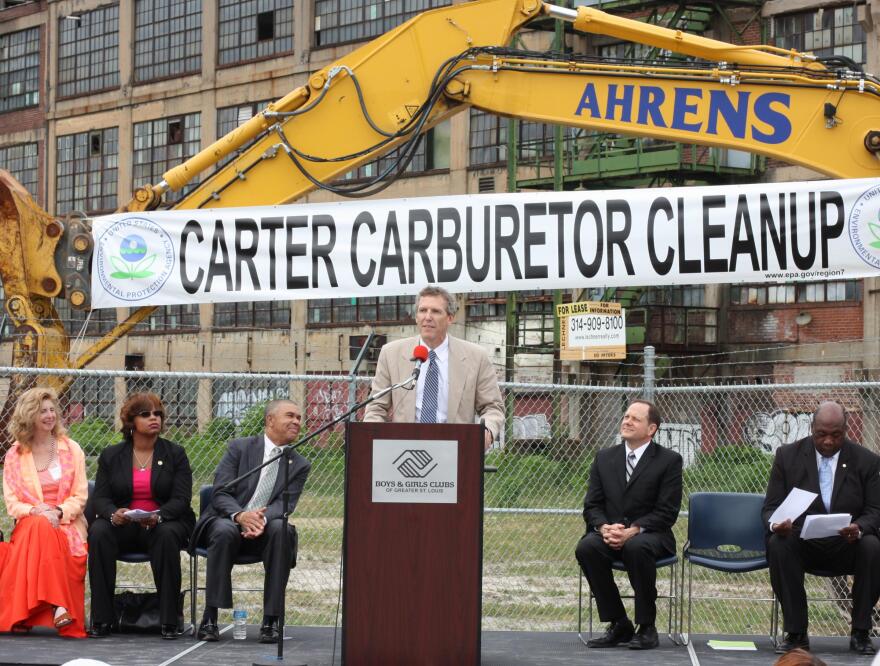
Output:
[
  {"xmin": 245, "ymin": 446, "xmax": 283, "ymax": 510},
  {"xmin": 419, "ymin": 350, "xmax": 439, "ymax": 423},
  {"xmin": 626, "ymin": 451, "xmax": 637, "ymax": 483}
]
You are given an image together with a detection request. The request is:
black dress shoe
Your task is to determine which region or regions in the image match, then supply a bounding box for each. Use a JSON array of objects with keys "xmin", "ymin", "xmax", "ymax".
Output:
[
  {"xmin": 161, "ymin": 624, "xmax": 179, "ymax": 640},
  {"xmin": 775, "ymin": 632, "xmax": 810, "ymax": 654},
  {"xmin": 851, "ymin": 629, "xmax": 876, "ymax": 655},
  {"xmin": 628, "ymin": 624, "xmax": 659, "ymax": 650},
  {"xmin": 87, "ymin": 623, "xmax": 111, "ymax": 639},
  {"xmin": 587, "ymin": 618, "xmax": 634, "ymax": 647},
  {"xmin": 197, "ymin": 620, "xmax": 219, "ymax": 642},
  {"xmin": 259, "ymin": 618, "xmax": 281, "ymax": 644}
]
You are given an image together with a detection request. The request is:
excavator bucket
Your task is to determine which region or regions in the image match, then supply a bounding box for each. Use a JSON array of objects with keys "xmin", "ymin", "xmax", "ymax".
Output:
[{"xmin": 0, "ymin": 171, "xmax": 71, "ymax": 458}]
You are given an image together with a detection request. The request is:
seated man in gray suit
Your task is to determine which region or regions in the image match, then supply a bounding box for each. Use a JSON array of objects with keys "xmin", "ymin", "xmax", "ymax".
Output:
[
  {"xmin": 193, "ymin": 399, "xmax": 311, "ymax": 643},
  {"xmin": 363, "ymin": 285, "xmax": 503, "ymax": 448}
]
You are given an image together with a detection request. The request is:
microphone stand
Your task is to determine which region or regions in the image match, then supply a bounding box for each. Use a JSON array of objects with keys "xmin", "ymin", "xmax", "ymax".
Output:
[{"xmin": 210, "ymin": 369, "xmax": 419, "ymax": 665}]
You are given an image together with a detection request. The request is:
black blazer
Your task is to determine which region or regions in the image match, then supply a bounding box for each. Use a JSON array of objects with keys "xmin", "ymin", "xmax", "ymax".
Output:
[
  {"xmin": 92, "ymin": 437, "xmax": 196, "ymax": 530},
  {"xmin": 192, "ymin": 435, "xmax": 311, "ymax": 535},
  {"xmin": 583, "ymin": 440, "xmax": 683, "ymax": 551},
  {"xmin": 762, "ymin": 437, "xmax": 880, "ymax": 535}
]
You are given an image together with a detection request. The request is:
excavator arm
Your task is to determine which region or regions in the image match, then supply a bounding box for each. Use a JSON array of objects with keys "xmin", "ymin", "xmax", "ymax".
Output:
[{"xmin": 3, "ymin": 0, "xmax": 880, "ymax": 390}]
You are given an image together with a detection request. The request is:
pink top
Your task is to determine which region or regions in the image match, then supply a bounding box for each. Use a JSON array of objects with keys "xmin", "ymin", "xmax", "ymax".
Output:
[
  {"xmin": 37, "ymin": 466, "xmax": 60, "ymax": 505},
  {"xmin": 130, "ymin": 467, "xmax": 159, "ymax": 512}
]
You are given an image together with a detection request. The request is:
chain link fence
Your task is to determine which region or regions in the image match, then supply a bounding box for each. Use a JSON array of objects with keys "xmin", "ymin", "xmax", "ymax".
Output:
[{"xmin": 0, "ymin": 365, "xmax": 875, "ymax": 636}]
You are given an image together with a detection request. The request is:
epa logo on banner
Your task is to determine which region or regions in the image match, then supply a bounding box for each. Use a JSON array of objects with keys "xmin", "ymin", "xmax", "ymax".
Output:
[
  {"xmin": 94, "ymin": 217, "xmax": 175, "ymax": 302},
  {"xmin": 372, "ymin": 439, "xmax": 458, "ymax": 504}
]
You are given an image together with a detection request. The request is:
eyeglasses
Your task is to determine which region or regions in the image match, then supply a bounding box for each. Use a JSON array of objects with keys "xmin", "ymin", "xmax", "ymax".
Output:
[{"xmin": 136, "ymin": 410, "xmax": 164, "ymax": 419}]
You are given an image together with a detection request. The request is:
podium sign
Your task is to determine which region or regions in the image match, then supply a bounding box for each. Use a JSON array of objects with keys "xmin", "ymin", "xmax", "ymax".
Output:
[
  {"xmin": 343, "ymin": 422, "xmax": 484, "ymax": 665},
  {"xmin": 371, "ymin": 438, "xmax": 458, "ymax": 503}
]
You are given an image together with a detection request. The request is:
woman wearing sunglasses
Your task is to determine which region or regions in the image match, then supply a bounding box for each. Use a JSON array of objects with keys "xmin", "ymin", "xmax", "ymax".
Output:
[
  {"xmin": 87, "ymin": 392, "xmax": 195, "ymax": 639},
  {"xmin": 0, "ymin": 386, "xmax": 88, "ymax": 637}
]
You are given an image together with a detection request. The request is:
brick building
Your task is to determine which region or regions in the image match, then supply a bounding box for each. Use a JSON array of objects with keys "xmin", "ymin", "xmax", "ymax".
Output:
[{"xmin": 0, "ymin": 0, "xmax": 876, "ymax": 425}]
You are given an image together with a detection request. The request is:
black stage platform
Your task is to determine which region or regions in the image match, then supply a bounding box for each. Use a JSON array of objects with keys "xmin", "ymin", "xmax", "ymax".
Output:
[{"xmin": 0, "ymin": 627, "xmax": 872, "ymax": 666}]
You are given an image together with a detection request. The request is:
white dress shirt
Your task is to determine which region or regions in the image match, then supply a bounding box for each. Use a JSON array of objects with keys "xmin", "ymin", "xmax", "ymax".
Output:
[
  {"xmin": 415, "ymin": 335, "xmax": 449, "ymax": 423},
  {"xmin": 626, "ymin": 439, "xmax": 651, "ymax": 467}
]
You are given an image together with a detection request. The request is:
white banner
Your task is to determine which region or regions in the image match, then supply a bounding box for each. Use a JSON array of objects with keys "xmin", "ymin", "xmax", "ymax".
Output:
[{"xmin": 90, "ymin": 179, "xmax": 880, "ymax": 308}]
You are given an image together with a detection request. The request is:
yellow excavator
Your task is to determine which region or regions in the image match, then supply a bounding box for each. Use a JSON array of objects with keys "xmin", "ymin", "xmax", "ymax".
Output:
[{"xmin": 1, "ymin": 0, "xmax": 880, "ymax": 402}]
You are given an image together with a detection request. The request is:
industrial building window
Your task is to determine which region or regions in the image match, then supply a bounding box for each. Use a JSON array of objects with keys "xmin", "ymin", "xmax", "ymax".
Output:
[
  {"xmin": 597, "ymin": 42, "xmax": 653, "ymax": 62},
  {"xmin": 0, "ymin": 142, "xmax": 37, "ymax": 200},
  {"xmin": 518, "ymin": 121, "xmax": 558, "ymax": 162},
  {"xmin": 308, "ymin": 296, "xmax": 415, "ymax": 325},
  {"xmin": 341, "ymin": 127, "xmax": 447, "ymax": 181},
  {"xmin": 65, "ymin": 375, "xmax": 116, "ymax": 422},
  {"xmin": 213, "ymin": 300, "xmax": 291, "ymax": 329},
  {"xmin": 144, "ymin": 376, "xmax": 199, "ymax": 428},
  {"xmin": 469, "ymin": 110, "xmax": 508, "ymax": 167},
  {"xmin": 314, "ymin": 0, "xmax": 451, "ymax": 46},
  {"xmin": 215, "ymin": 100, "xmax": 272, "ymax": 169},
  {"xmin": 54, "ymin": 299, "xmax": 118, "ymax": 336},
  {"xmin": 467, "ymin": 292, "xmax": 507, "ymax": 320},
  {"xmin": 212, "ymin": 376, "xmax": 290, "ymax": 423},
  {"xmin": 132, "ymin": 113, "xmax": 201, "ymax": 204},
  {"xmin": 639, "ymin": 286, "xmax": 705, "ymax": 307},
  {"xmin": 132, "ymin": 304, "xmax": 200, "ymax": 333},
  {"xmin": 57, "ymin": 5, "xmax": 119, "ymax": 98},
  {"xmin": 134, "ymin": 0, "xmax": 201, "ymax": 83},
  {"xmin": 0, "ymin": 26, "xmax": 39, "ymax": 113},
  {"xmin": 218, "ymin": 0, "xmax": 293, "ymax": 66},
  {"xmin": 56, "ymin": 128, "xmax": 118, "ymax": 215},
  {"xmin": 518, "ymin": 291, "xmax": 562, "ymax": 349},
  {"xmin": 730, "ymin": 280, "xmax": 861, "ymax": 305},
  {"xmin": 772, "ymin": 5, "xmax": 866, "ymax": 65}
]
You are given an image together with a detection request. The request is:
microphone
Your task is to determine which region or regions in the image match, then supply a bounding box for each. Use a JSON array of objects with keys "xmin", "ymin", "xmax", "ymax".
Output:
[{"xmin": 411, "ymin": 345, "xmax": 429, "ymax": 380}]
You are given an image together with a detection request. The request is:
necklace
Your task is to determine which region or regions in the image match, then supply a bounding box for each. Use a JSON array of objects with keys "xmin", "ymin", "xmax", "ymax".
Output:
[
  {"xmin": 34, "ymin": 437, "xmax": 57, "ymax": 472},
  {"xmin": 133, "ymin": 449, "xmax": 153, "ymax": 471}
]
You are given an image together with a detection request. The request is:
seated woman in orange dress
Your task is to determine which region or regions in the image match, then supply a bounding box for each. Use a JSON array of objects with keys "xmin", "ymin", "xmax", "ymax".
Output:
[{"xmin": 0, "ymin": 386, "xmax": 88, "ymax": 638}]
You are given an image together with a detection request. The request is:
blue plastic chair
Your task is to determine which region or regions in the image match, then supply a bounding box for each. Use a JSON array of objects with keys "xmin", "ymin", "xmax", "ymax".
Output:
[
  {"xmin": 189, "ymin": 484, "xmax": 262, "ymax": 632},
  {"xmin": 577, "ymin": 554, "xmax": 679, "ymax": 646},
  {"xmin": 680, "ymin": 492, "xmax": 774, "ymax": 644}
]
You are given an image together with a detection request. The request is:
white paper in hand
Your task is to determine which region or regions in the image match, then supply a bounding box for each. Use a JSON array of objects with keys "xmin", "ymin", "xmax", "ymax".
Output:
[
  {"xmin": 768, "ymin": 487, "xmax": 818, "ymax": 526},
  {"xmin": 801, "ymin": 514, "xmax": 851, "ymax": 539},
  {"xmin": 123, "ymin": 509, "xmax": 159, "ymax": 522}
]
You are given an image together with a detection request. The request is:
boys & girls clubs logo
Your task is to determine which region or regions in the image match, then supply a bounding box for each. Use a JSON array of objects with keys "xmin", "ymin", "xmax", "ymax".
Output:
[
  {"xmin": 849, "ymin": 183, "xmax": 880, "ymax": 270},
  {"xmin": 95, "ymin": 217, "xmax": 175, "ymax": 302}
]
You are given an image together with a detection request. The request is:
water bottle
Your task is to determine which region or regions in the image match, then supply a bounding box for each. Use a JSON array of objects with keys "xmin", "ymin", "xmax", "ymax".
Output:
[{"xmin": 233, "ymin": 608, "xmax": 247, "ymax": 640}]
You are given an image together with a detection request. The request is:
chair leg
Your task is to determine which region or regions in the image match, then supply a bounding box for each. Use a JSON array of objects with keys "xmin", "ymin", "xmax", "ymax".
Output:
[
  {"xmin": 666, "ymin": 562, "xmax": 679, "ymax": 646},
  {"xmin": 770, "ymin": 594, "xmax": 779, "ymax": 647},
  {"xmin": 588, "ymin": 585, "xmax": 594, "ymax": 641},
  {"xmin": 577, "ymin": 571, "xmax": 589, "ymax": 646},
  {"xmin": 191, "ymin": 554, "xmax": 198, "ymax": 638},
  {"xmin": 679, "ymin": 556, "xmax": 688, "ymax": 646}
]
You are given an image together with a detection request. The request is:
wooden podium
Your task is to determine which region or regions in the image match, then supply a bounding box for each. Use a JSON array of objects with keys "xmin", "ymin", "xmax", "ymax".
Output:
[{"xmin": 342, "ymin": 422, "xmax": 484, "ymax": 665}]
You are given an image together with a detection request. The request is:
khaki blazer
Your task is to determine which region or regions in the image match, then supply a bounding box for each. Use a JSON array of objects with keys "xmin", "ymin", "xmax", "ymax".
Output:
[{"xmin": 363, "ymin": 335, "xmax": 504, "ymax": 440}]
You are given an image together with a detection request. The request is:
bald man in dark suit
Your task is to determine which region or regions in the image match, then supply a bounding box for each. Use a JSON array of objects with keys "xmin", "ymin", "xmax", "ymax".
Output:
[{"xmin": 763, "ymin": 401, "xmax": 880, "ymax": 655}]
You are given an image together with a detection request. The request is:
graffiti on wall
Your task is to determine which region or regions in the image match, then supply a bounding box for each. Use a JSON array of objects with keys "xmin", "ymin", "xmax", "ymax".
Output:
[
  {"xmin": 654, "ymin": 423, "xmax": 701, "ymax": 468},
  {"xmin": 744, "ymin": 410, "xmax": 812, "ymax": 454}
]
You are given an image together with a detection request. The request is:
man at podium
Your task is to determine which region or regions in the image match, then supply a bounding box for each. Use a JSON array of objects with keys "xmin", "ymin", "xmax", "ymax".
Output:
[{"xmin": 363, "ymin": 286, "xmax": 503, "ymax": 448}]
